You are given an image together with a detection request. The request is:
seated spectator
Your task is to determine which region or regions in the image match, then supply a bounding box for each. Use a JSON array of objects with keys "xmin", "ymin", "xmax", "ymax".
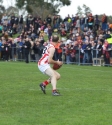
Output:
[
  {"xmin": 3, "ymin": 31, "xmax": 9, "ymax": 41},
  {"xmin": 12, "ymin": 24, "xmax": 17, "ymax": 34},
  {"xmin": 60, "ymin": 28, "xmax": 67, "ymax": 37},
  {"xmin": 7, "ymin": 28, "xmax": 13, "ymax": 37},
  {"xmin": 0, "ymin": 24, "xmax": 3, "ymax": 33}
]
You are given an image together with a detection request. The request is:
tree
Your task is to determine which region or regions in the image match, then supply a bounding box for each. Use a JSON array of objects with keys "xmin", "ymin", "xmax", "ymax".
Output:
[
  {"xmin": 77, "ymin": 4, "xmax": 92, "ymax": 17},
  {"xmin": 77, "ymin": 6, "xmax": 83, "ymax": 16},
  {"xmin": 5, "ymin": 6, "xmax": 19, "ymax": 16},
  {"xmin": 0, "ymin": 5, "xmax": 5, "ymax": 18},
  {"xmin": 15, "ymin": 0, "xmax": 71, "ymax": 18},
  {"xmin": 0, "ymin": 0, "xmax": 3, "ymax": 4},
  {"xmin": 82, "ymin": 4, "xmax": 92, "ymax": 15}
]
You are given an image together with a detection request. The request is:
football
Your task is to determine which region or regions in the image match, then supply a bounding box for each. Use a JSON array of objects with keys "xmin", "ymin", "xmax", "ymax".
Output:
[{"xmin": 53, "ymin": 64, "xmax": 62, "ymax": 70}]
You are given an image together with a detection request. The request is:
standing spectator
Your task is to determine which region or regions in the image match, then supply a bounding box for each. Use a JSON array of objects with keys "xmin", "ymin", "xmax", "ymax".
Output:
[
  {"xmin": 11, "ymin": 39, "xmax": 17, "ymax": 61},
  {"xmin": 82, "ymin": 40, "xmax": 91, "ymax": 64},
  {"xmin": 7, "ymin": 38, "xmax": 12, "ymax": 61},
  {"xmin": 3, "ymin": 40, "xmax": 10, "ymax": 61},
  {"xmin": 63, "ymin": 16, "xmax": 68, "ymax": 31},
  {"xmin": 29, "ymin": 38, "xmax": 35, "ymax": 61},
  {"xmin": 23, "ymin": 37, "xmax": 31, "ymax": 63},
  {"xmin": 33, "ymin": 39, "xmax": 41, "ymax": 62},
  {"xmin": 101, "ymin": 13, "xmax": 108, "ymax": 31},
  {"xmin": 65, "ymin": 44, "xmax": 72, "ymax": 64},
  {"xmin": 48, "ymin": 25, "xmax": 52, "ymax": 40},
  {"xmin": 1, "ymin": 40, "xmax": 5, "ymax": 60},
  {"xmin": 53, "ymin": 15, "xmax": 58, "ymax": 29},
  {"xmin": 10, "ymin": 14, "xmax": 15, "ymax": 28},
  {"xmin": 84, "ymin": 14, "xmax": 88, "ymax": 28},
  {"xmin": 2, "ymin": 14, "xmax": 8, "ymax": 26},
  {"xmin": 67, "ymin": 14, "xmax": 72, "ymax": 31},
  {"xmin": 18, "ymin": 15, "xmax": 23, "ymax": 33},
  {"xmin": 102, "ymin": 40, "xmax": 110, "ymax": 66},
  {"xmin": 74, "ymin": 41, "xmax": 79, "ymax": 63},
  {"xmin": 96, "ymin": 40, "xmax": 102, "ymax": 58},
  {"xmin": 75, "ymin": 16, "xmax": 80, "ymax": 33},
  {"xmin": 56, "ymin": 15, "xmax": 62, "ymax": 29},
  {"xmin": 14, "ymin": 15, "xmax": 19, "ymax": 26},
  {"xmin": 80, "ymin": 15, "xmax": 85, "ymax": 31},
  {"xmin": 17, "ymin": 38, "xmax": 24, "ymax": 61},
  {"xmin": 87, "ymin": 13, "xmax": 94, "ymax": 30},
  {"xmin": 94, "ymin": 15, "xmax": 100, "ymax": 31},
  {"xmin": 26, "ymin": 15, "xmax": 34, "ymax": 29}
]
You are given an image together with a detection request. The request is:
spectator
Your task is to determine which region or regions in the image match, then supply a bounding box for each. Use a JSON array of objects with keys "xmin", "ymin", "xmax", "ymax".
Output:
[
  {"xmin": 46, "ymin": 15, "xmax": 52, "ymax": 25},
  {"xmin": 87, "ymin": 13, "xmax": 94, "ymax": 30},
  {"xmin": 17, "ymin": 38, "xmax": 24, "ymax": 61},
  {"xmin": 10, "ymin": 14, "xmax": 15, "ymax": 28},
  {"xmin": 94, "ymin": 15, "xmax": 100, "ymax": 30},
  {"xmin": 11, "ymin": 39, "xmax": 17, "ymax": 61},
  {"xmin": 33, "ymin": 39, "xmax": 41, "ymax": 62},
  {"xmin": 101, "ymin": 13, "xmax": 108, "ymax": 31},
  {"xmin": 23, "ymin": 38, "xmax": 31, "ymax": 63},
  {"xmin": 18, "ymin": 15, "xmax": 23, "ymax": 33},
  {"xmin": 0, "ymin": 39, "xmax": 2, "ymax": 59}
]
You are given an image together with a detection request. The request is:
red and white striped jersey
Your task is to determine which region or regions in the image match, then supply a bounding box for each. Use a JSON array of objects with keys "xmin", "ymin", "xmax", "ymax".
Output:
[{"xmin": 38, "ymin": 43, "xmax": 55, "ymax": 66}]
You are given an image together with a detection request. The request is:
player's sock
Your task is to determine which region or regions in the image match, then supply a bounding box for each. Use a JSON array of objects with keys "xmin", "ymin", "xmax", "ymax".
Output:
[
  {"xmin": 43, "ymin": 80, "xmax": 49, "ymax": 86},
  {"xmin": 52, "ymin": 89, "xmax": 56, "ymax": 92}
]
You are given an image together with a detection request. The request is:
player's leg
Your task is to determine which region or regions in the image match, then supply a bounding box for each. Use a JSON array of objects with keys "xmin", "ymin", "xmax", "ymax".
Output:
[
  {"xmin": 45, "ymin": 68, "xmax": 60, "ymax": 95},
  {"xmin": 43, "ymin": 70, "xmax": 60, "ymax": 86},
  {"xmin": 53, "ymin": 70, "xmax": 61, "ymax": 80},
  {"xmin": 41, "ymin": 69, "xmax": 60, "ymax": 87},
  {"xmin": 38, "ymin": 64, "xmax": 60, "ymax": 95},
  {"xmin": 38, "ymin": 65, "xmax": 50, "ymax": 94}
]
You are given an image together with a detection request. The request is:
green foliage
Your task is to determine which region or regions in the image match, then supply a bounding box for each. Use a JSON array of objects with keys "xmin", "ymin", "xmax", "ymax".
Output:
[
  {"xmin": 83, "ymin": 4, "xmax": 92, "ymax": 14},
  {"xmin": 0, "ymin": 5, "xmax": 5, "ymax": 18},
  {"xmin": 15, "ymin": 0, "xmax": 71, "ymax": 16},
  {"xmin": 108, "ymin": 16, "xmax": 112, "ymax": 23},
  {"xmin": 0, "ymin": 62, "xmax": 112, "ymax": 125},
  {"xmin": 16, "ymin": 0, "xmax": 25, "ymax": 8},
  {"xmin": 0, "ymin": 0, "xmax": 3, "ymax": 4},
  {"xmin": 77, "ymin": 6, "xmax": 83, "ymax": 16},
  {"xmin": 77, "ymin": 4, "xmax": 92, "ymax": 16}
]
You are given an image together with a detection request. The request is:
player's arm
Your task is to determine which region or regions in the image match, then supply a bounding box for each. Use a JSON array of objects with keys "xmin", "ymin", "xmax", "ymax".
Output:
[
  {"xmin": 48, "ymin": 47, "xmax": 57, "ymax": 64},
  {"xmin": 48, "ymin": 47, "xmax": 63, "ymax": 66}
]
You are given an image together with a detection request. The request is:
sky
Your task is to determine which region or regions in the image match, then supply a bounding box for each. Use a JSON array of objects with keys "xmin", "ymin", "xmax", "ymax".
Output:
[
  {"xmin": 2, "ymin": 0, "xmax": 112, "ymax": 18},
  {"xmin": 59, "ymin": 0, "xmax": 112, "ymax": 18}
]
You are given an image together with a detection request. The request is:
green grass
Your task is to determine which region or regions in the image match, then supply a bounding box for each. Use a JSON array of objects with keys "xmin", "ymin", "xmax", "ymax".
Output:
[{"xmin": 0, "ymin": 62, "xmax": 112, "ymax": 125}]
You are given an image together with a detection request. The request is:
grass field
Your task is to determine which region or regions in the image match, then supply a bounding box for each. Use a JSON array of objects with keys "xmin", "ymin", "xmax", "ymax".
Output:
[{"xmin": 0, "ymin": 62, "xmax": 112, "ymax": 125}]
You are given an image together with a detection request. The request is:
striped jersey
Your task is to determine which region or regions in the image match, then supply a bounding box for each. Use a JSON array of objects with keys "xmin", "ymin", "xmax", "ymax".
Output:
[{"xmin": 38, "ymin": 43, "xmax": 55, "ymax": 66}]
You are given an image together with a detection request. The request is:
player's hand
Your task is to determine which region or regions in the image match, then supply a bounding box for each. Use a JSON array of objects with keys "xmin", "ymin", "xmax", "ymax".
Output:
[{"xmin": 56, "ymin": 60, "xmax": 63, "ymax": 66}]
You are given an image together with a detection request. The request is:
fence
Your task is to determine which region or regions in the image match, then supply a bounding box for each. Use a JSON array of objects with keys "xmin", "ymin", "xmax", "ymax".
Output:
[{"xmin": 0, "ymin": 47, "xmax": 112, "ymax": 66}]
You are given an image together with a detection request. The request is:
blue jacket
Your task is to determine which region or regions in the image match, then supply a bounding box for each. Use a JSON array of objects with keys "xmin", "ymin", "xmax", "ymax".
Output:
[
  {"xmin": 18, "ymin": 41, "xmax": 24, "ymax": 52},
  {"xmin": 0, "ymin": 42, "xmax": 2, "ymax": 51}
]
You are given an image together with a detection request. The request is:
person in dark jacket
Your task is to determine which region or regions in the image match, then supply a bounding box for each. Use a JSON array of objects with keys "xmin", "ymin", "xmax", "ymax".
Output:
[
  {"xmin": 33, "ymin": 39, "xmax": 40, "ymax": 62},
  {"xmin": 18, "ymin": 15, "xmax": 23, "ymax": 33},
  {"xmin": 23, "ymin": 37, "xmax": 31, "ymax": 63}
]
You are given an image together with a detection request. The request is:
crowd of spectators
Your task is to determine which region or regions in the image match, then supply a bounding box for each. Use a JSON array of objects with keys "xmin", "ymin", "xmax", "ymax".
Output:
[{"xmin": 0, "ymin": 12, "xmax": 112, "ymax": 66}]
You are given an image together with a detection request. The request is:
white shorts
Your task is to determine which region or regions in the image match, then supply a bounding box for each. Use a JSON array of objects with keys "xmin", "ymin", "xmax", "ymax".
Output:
[{"xmin": 38, "ymin": 64, "xmax": 50, "ymax": 74}]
